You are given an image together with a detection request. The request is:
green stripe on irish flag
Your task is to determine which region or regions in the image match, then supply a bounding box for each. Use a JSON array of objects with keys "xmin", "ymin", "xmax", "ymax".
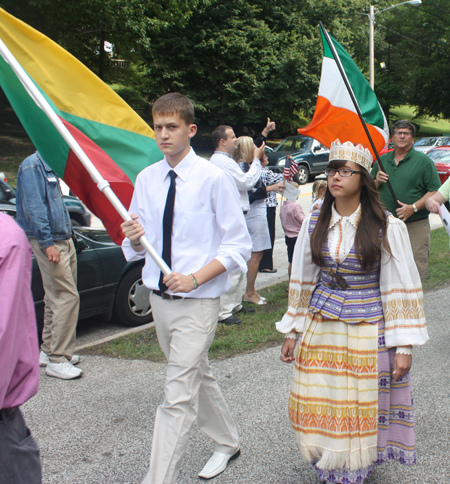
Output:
[
  {"xmin": 0, "ymin": 7, "xmax": 162, "ymax": 244},
  {"xmin": 299, "ymin": 26, "xmax": 388, "ymax": 158}
]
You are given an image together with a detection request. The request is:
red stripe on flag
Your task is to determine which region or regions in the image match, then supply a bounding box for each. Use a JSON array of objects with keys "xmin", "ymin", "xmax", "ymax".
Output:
[
  {"xmin": 298, "ymin": 97, "xmax": 386, "ymax": 159},
  {"xmin": 60, "ymin": 118, "xmax": 135, "ymax": 245}
]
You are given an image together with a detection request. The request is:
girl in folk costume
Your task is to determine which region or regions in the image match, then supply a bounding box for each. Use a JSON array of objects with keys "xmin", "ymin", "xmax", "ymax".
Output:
[{"xmin": 278, "ymin": 140, "xmax": 428, "ymax": 484}]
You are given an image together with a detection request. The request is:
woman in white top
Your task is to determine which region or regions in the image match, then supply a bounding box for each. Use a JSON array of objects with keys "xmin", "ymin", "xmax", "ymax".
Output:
[{"xmin": 237, "ymin": 137, "xmax": 282, "ymax": 305}]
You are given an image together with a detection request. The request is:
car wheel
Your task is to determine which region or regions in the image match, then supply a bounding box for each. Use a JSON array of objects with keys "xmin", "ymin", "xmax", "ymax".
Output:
[
  {"xmin": 113, "ymin": 265, "xmax": 152, "ymax": 327},
  {"xmin": 294, "ymin": 165, "xmax": 310, "ymax": 185}
]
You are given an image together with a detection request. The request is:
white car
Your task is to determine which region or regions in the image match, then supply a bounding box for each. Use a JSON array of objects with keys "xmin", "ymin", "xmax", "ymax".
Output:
[{"xmin": 413, "ymin": 136, "xmax": 450, "ymax": 154}]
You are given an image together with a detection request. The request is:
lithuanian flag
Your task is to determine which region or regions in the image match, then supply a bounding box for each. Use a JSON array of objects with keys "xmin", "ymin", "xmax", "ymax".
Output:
[
  {"xmin": 299, "ymin": 25, "xmax": 388, "ymax": 158},
  {"xmin": 0, "ymin": 8, "xmax": 161, "ymax": 244}
]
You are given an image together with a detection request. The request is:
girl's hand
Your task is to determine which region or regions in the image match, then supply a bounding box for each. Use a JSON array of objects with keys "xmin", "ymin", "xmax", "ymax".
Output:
[
  {"xmin": 280, "ymin": 338, "xmax": 296, "ymax": 363},
  {"xmin": 393, "ymin": 353, "xmax": 412, "ymax": 382}
]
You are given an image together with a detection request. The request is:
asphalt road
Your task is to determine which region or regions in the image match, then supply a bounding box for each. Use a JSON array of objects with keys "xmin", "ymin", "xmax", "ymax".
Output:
[{"xmin": 23, "ymin": 283, "xmax": 450, "ymax": 484}]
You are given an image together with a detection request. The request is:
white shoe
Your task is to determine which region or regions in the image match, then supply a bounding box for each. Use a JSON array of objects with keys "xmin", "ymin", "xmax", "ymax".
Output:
[
  {"xmin": 40, "ymin": 351, "xmax": 80, "ymax": 367},
  {"xmin": 45, "ymin": 361, "xmax": 83, "ymax": 380},
  {"xmin": 198, "ymin": 449, "xmax": 240, "ymax": 479}
]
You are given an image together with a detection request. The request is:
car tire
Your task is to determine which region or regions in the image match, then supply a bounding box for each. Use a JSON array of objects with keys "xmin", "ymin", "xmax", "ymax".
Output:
[
  {"xmin": 294, "ymin": 165, "xmax": 310, "ymax": 185},
  {"xmin": 113, "ymin": 265, "xmax": 153, "ymax": 327}
]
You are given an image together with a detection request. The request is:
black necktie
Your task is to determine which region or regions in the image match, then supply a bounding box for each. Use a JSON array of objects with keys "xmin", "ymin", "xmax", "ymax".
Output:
[{"xmin": 159, "ymin": 170, "xmax": 177, "ymax": 292}]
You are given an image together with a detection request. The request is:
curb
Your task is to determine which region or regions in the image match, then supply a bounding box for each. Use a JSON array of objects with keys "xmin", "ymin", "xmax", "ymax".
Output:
[{"xmin": 75, "ymin": 321, "xmax": 155, "ymax": 351}]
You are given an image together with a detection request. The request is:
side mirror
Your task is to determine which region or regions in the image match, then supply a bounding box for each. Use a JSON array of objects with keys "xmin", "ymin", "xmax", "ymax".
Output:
[
  {"xmin": 313, "ymin": 145, "xmax": 321, "ymax": 153},
  {"xmin": 75, "ymin": 238, "xmax": 87, "ymax": 254}
]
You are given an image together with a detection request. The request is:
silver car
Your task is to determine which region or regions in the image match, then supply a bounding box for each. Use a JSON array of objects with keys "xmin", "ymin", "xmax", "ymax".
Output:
[{"xmin": 413, "ymin": 136, "xmax": 450, "ymax": 154}]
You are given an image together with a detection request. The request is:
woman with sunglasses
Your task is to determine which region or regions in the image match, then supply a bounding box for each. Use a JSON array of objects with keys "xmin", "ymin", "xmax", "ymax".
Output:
[{"xmin": 277, "ymin": 140, "xmax": 429, "ymax": 484}]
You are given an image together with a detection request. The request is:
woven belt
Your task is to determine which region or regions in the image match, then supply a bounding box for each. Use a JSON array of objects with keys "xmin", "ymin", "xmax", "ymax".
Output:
[{"xmin": 153, "ymin": 290, "xmax": 187, "ymax": 300}]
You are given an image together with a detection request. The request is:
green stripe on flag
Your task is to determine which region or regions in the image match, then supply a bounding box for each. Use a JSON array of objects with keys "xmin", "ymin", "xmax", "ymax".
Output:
[
  {"xmin": 320, "ymin": 29, "xmax": 385, "ymax": 130},
  {"xmin": 61, "ymin": 113, "xmax": 162, "ymax": 184}
]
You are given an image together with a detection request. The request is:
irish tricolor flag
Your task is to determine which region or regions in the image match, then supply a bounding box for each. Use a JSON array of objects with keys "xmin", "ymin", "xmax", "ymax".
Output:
[
  {"xmin": 299, "ymin": 25, "xmax": 388, "ymax": 158},
  {"xmin": 0, "ymin": 8, "xmax": 162, "ymax": 244}
]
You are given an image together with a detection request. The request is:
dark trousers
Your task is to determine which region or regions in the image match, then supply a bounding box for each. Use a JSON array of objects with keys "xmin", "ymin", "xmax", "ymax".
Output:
[
  {"xmin": 259, "ymin": 206, "xmax": 276, "ymax": 271},
  {"xmin": 0, "ymin": 407, "xmax": 42, "ymax": 484}
]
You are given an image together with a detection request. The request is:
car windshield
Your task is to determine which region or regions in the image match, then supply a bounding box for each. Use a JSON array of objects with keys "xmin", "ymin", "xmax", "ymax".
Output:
[
  {"xmin": 274, "ymin": 137, "xmax": 309, "ymax": 153},
  {"xmin": 428, "ymin": 150, "xmax": 450, "ymax": 164},
  {"xmin": 414, "ymin": 138, "xmax": 438, "ymax": 147}
]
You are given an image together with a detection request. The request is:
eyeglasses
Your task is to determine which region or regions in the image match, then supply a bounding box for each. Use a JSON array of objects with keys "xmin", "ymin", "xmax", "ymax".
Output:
[
  {"xmin": 324, "ymin": 168, "xmax": 362, "ymax": 177},
  {"xmin": 394, "ymin": 131, "xmax": 412, "ymax": 137}
]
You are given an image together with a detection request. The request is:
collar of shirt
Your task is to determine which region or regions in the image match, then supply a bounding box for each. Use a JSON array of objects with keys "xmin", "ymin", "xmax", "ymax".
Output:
[
  {"xmin": 329, "ymin": 203, "xmax": 361, "ymax": 230},
  {"xmin": 385, "ymin": 146, "xmax": 415, "ymax": 166},
  {"xmin": 161, "ymin": 148, "xmax": 196, "ymax": 183},
  {"xmin": 213, "ymin": 150, "xmax": 233, "ymax": 159}
]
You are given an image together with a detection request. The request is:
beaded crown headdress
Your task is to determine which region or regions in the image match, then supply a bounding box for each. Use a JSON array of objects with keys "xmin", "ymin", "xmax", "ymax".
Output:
[{"xmin": 329, "ymin": 139, "xmax": 372, "ymax": 172}]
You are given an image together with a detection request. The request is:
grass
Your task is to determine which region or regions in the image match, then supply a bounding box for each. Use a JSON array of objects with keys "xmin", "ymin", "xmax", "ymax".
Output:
[
  {"xmin": 85, "ymin": 229, "xmax": 450, "ymax": 363},
  {"xmin": 390, "ymin": 105, "xmax": 450, "ymax": 137},
  {"xmin": 423, "ymin": 227, "xmax": 450, "ymax": 291}
]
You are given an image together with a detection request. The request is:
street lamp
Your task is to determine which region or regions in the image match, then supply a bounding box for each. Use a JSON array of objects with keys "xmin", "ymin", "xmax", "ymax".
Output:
[{"xmin": 368, "ymin": 0, "xmax": 422, "ymax": 89}]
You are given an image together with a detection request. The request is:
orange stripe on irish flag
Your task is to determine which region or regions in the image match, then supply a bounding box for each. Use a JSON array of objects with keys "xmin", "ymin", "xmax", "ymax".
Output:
[{"xmin": 299, "ymin": 26, "xmax": 388, "ymax": 159}]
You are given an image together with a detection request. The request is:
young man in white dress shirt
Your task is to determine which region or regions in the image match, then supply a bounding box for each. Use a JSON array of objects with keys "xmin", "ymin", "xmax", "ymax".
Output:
[
  {"xmin": 210, "ymin": 122, "xmax": 272, "ymax": 324},
  {"xmin": 121, "ymin": 93, "xmax": 251, "ymax": 484}
]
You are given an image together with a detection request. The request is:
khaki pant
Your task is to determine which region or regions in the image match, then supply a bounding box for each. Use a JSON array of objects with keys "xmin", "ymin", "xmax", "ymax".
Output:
[
  {"xmin": 218, "ymin": 271, "xmax": 245, "ymax": 320},
  {"xmin": 29, "ymin": 238, "xmax": 79, "ymax": 364},
  {"xmin": 406, "ymin": 217, "xmax": 430, "ymax": 280},
  {"xmin": 142, "ymin": 294, "xmax": 239, "ymax": 484}
]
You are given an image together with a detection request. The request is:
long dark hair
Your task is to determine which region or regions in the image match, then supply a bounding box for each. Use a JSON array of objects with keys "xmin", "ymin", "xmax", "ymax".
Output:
[{"xmin": 310, "ymin": 160, "xmax": 392, "ymax": 270}]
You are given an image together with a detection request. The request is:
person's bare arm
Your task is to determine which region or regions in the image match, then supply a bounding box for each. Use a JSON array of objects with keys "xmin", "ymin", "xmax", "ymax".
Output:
[{"xmin": 425, "ymin": 192, "xmax": 447, "ymax": 214}]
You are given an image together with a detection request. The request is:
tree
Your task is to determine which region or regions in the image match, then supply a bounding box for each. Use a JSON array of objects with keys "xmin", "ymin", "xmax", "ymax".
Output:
[
  {"xmin": 377, "ymin": 0, "xmax": 450, "ymax": 120},
  {"xmin": 143, "ymin": 0, "xmax": 370, "ymax": 134},
  {"xmin": 0, "ymin": 0, "xmax": 201, "ymax": 80}
]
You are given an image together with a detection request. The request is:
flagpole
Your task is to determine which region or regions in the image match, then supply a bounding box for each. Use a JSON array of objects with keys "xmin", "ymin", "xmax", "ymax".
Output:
[
  {"xmin": 0, "ymin": 38, "xmax": 171, "ymax": 276},
  {"xmin": 318, "ymin": 22, "xmax": 399, "ymax": 208}
]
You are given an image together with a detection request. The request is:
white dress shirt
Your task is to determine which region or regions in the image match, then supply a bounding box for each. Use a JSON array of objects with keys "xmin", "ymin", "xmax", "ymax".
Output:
[
  {"xmin": 122, "ymin": 148, "xmax": 252, "ymax": 298},
  {"xmin": 210, "ymin": 151, "xmax": 262, "ymax": 212},
  {"xmin": 328, "ymin": 203, "xmax": 361, "ymax": 263}
]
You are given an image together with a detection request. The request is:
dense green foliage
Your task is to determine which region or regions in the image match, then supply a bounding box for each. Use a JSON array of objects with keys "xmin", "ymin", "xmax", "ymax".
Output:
[{"xmin": 1, "ymin": 0, "xmax": 450, "ymax": 132}]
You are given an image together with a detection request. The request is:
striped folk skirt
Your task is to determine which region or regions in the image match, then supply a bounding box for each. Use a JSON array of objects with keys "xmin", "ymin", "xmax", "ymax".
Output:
[{"xmin": 289, "ymin": 313, "xmax": 416, "ymax": 483}]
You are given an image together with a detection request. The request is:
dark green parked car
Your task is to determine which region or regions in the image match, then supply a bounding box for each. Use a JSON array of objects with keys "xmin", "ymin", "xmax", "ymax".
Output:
[
  {"xmin": 0, "ymin": 201, "xmax": 152, "ymax": 331},
  {"xmin": 266, "ymin": 135, "xmax": 330, "ymax": 185}
]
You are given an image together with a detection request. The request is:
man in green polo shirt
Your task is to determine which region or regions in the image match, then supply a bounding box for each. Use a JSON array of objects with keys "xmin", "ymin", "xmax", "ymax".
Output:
[{"xmin": 371, "ymin": 119, "xmax": 441, "ymax": 279}]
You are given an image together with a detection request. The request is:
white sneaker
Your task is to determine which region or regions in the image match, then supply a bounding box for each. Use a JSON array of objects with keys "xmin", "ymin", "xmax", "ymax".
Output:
[
  {"xmin": 198, "ymin": 449, "xmax": 240, "ymax": 479},
  {"xmin": 39, "ymin": 351, "xmax": 80, "ymax": 367},
  {"xmin": 45, "ymin": 361, "xmax": 83, "ymax": 380}
]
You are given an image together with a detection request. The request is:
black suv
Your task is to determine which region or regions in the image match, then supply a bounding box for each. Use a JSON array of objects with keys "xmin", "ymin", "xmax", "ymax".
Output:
[{"xmin": 266, "ymin": 135, "xmax": 329, "ymax": 184}]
